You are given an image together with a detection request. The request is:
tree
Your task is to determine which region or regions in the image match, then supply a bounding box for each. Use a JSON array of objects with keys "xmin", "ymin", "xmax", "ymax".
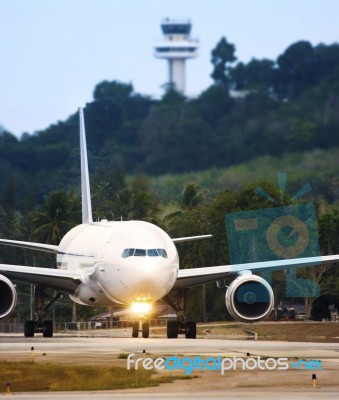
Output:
[
  {"xmin": 0, "ymin": 206, "xmax": 27, "ymax": 265},
  {"xmin": 91, "ymin": 167, "xmax": 160, "ymax": 222},
  {"xmin": 319, "ymin": 210, "xmax": 339, "ymax": 254},
  {"xmin": 182, "ymin": 184, "xmax": 205, "ymax": 209},
  {"xmin": 286, "ymin": 264, "xmax": 334, "ymax": 320},
  {"xmin": 211, "ymin": 37, "xmax": 237, "ymax": 89},
  {"xmin": 1, "ymin": 175, "xmax": 17, "ymax": 212},
  {"xmin": 93, "ymin": 80, "xmax": 133, "ymax": 104},
  {"xmin": 194, "ymin": 85, "xmax": 234, "ymax": 127},
  {"xmin": 92, "ymin": 165, "xmax": 127, "ymax": 219},
  {"xmin": 30, "ymin": 190, "xmax": 81, "ymax": 245},
  {"xmin": 276, "ymin": 41, "xmax": 316, "ymax": 99},
  {"xmin": 229, "ymin": 58, "xmax": 275, "ymax": 92},
  {"xmin": 160, "ymin": 88, "xmax": 186, "ymax": 104}
]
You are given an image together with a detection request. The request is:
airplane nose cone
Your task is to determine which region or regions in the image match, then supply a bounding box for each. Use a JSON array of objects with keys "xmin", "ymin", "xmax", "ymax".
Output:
[
  {"xmin": 131, "ymin": 261, "xmax": 165, "ymax": 290},
  {"xmin": 122, "ymin": 259, "xmax": 177, "ymax": 301}
]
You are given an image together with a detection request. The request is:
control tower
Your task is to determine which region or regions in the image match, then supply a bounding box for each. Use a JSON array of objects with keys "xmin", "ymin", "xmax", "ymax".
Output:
[{"xmin": 154, "ymin": 18, "xmax": 199, "ymax": 94}]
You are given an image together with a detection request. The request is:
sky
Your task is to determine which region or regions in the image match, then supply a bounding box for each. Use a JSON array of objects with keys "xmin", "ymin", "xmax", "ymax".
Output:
[{"xmin": 1, "ymin": 0, "xmax": 338, "ymax": 137}]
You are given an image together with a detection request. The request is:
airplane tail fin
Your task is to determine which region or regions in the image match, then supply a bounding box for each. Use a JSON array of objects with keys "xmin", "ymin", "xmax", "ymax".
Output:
[{"xmin": 79, "ymin": 108, "xmax": 93, "ymax": 224}]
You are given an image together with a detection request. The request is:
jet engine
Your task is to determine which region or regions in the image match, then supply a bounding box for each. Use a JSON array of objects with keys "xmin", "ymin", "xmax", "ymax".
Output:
[
  {"xmin": 225, "ymin": 274, "xmax": 274, "ymax": 322},
  {"xmin": 0, "ymin": 275, "xmax": 17, "ymax": 319}
]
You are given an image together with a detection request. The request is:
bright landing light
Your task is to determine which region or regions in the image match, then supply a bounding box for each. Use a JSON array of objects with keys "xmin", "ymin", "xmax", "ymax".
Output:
[{"xmin": 131, "ymin": 301, "xmax": 152, "ymax": 316}]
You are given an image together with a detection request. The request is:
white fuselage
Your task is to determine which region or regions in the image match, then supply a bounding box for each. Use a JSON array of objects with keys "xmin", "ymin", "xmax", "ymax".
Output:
[{"xmin": 56, "ymin": 220, "xmax": 179, "ymax": 307}]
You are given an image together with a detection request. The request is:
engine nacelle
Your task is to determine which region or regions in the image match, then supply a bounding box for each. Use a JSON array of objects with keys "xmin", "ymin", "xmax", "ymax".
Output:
[
  {"xmin": 225, "ymin": 274, "xmax": 274, "ymax": 323},
  {"xmin": 0, "ymin": 275, "xmax": 17, "ymax": 320}
]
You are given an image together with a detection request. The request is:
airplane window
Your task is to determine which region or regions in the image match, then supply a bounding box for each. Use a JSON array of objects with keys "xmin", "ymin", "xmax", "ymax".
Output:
[
  {"xmin": 147, "ymin": 249, "xmax": 159, "ymax": 257},
  {"xmin": 157, "ymin": 249, "xmax": 168, "ymax": 258},
  {"xmin": 121, "ymin": 248, "xmax": 168, "ymax": 258},
  {"xmin": 121, "ymin": 248, "xmax": 134, "ymax": 258},
  {"xmin": 134, "ymin": 249, "xmax": 146, "ymax": 257}
]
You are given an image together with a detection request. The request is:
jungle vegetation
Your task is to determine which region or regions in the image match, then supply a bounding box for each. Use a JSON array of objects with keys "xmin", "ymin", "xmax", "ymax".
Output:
[{"xmin": 1, "ymin": 37, "xmax": 339, "ymax": 322}]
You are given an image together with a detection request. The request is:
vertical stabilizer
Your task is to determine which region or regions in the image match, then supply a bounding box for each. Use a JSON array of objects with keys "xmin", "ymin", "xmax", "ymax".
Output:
[{"xmin": 79, "ymin": 108, "xmax": 93, "ymax": 224}]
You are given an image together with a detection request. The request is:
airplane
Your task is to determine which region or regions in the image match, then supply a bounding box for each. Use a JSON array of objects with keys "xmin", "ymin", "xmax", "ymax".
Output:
[{"xmin": 1, "ymin": 107, "xmax": 339, "ymax": 339}]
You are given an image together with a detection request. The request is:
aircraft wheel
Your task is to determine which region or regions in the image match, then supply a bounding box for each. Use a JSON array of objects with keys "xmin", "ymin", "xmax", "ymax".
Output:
[
  {"xmin": 43, "ymin": 320, "xmax": 53, "ymax": 338},
  {"xmin": 132, "ymin": 321, "xmax": 139, "ymax": 338},
  {"xmin": 24, "ymin": 320, "xmax": 35, "ymax": 337},
  {"xmin": 142, "ymin": 321, "xmax": 149, "ymax": 338},
  {"xmin": 167, "ymin": 320, "xmax": 178, "ymax": 339},
  {"xmin": 185, "ymin": 321, "xmax": 196, "ymax": 339}
]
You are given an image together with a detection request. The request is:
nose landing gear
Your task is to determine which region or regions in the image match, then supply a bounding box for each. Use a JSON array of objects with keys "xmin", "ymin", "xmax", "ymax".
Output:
[{"xmin": 132, "ymin": 320, "xmax": 150, "ymax": 338}]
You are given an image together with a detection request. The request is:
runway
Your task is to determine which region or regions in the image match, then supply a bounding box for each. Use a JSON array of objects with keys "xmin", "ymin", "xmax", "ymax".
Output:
[
  {"xmin": 1, "ymin": 330, "xmax": 339, "ymax": 399},
  {"xmin": 1, "ymin": 333, "xmax": 339, "ymax": 359}
]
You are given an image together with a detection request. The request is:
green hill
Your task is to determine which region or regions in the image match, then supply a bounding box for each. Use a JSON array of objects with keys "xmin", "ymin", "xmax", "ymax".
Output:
[
  {"xmin": 1, "ymin": 39, "xmax": 339, "ymax": 208},
  {"xmin": 149, "ymin": 147, "xmax": 339, "ymax": 203}
]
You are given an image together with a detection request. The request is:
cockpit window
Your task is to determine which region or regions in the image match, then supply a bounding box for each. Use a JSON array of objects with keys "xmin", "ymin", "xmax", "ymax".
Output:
[
  {"xmin": 134, "ymin": 249, "xmax": 146, "ymax": 257},
  {"xmin": 121, "ymin": 248, "xmax": 168, "ymax": 258},
  {"xmin": 147, "ymin": 249, "xmax": 159, "ymax": 257},
  {"xmin": 157, "ymin": 249, "xmax": 168, "ymax": 258},
  {"xmin": 121, "ymin": 248, "xmax": 134, "ymax": 258}
]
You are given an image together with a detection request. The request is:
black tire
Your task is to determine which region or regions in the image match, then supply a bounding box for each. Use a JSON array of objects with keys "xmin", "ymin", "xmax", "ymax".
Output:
[
  {"xmin": 185, "ymin": 321, "xmax": 196, "ymax": 339},
  {"xmin": 43, "ymin": 320, "xmax": 53, "ymax": 338},
  {"xmin": 142, "ymin": 321, "xmax": 149, "ymax": 338},
  {"xmin": 24, "ymin": 320, "xmax": 35, "ymax": 338},
  {"xmin": 167, "ymin": 320, "xmax": 179, "ymax": 339},
  {"xmin": 132, "ymin": 321, "xmax": 139, "ymax": 338}
]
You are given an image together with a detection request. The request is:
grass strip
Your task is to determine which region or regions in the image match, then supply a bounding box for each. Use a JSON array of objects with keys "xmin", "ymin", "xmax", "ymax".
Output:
[{"xmin": 0, "ymin": 361, "xmax": 185, "ymax": 392}]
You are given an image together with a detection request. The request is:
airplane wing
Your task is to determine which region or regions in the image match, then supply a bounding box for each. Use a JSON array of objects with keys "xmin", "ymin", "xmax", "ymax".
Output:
[
  {"xmin": 173, "ymin": 254, "xmax": 339, "ymax": 289},
  {"xmin": 0, "ymin": 264, "xmax": 81, "ymax": 294},
  {"xmin": 0, "ymin": 239, "xmax": 58, "ymax": 254},
  {"xmin": 172, "ymin": 234, "xmax": 212, "ymax": 243}
]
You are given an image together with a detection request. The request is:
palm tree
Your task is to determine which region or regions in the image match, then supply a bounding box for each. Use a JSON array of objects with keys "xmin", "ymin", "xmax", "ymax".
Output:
[
  {"xmin": 182, "ymin": 183, "xmax": 205, "ymax": 209},
  {"xmin": 30, "ymin": 190, "xmax": 81, "ymax": 245}
]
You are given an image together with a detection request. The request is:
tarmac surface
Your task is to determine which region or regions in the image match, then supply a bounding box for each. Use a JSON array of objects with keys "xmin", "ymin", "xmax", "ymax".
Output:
[{"xmin": 1, "ymin": 328, "xmax": 339, "ymax": 399}]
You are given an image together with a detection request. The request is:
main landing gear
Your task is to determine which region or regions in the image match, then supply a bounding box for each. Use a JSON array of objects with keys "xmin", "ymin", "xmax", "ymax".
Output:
[
  {"xmin": 132, "ymin": 320, "xmax": 150, "ymax": 338},
  {"xmin": 167, "ymin": 319, "xmax": 196, "ymax": 339},
  {"xmin": 165, "ymin": 289, "xmax": 197, "ymax": 339},
  {"xmin": 24, "ymin": 285, "xmax": 61, "ymax": 338}
]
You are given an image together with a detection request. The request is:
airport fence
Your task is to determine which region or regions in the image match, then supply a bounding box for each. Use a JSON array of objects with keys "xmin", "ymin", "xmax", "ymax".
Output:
[
  {"xmin": 0, "ymin": 318, "xmax": 168, "ymax": 334},
  {"xmin": 1, "ymin": 316, "xmax": 338, "ymax": 334}
]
